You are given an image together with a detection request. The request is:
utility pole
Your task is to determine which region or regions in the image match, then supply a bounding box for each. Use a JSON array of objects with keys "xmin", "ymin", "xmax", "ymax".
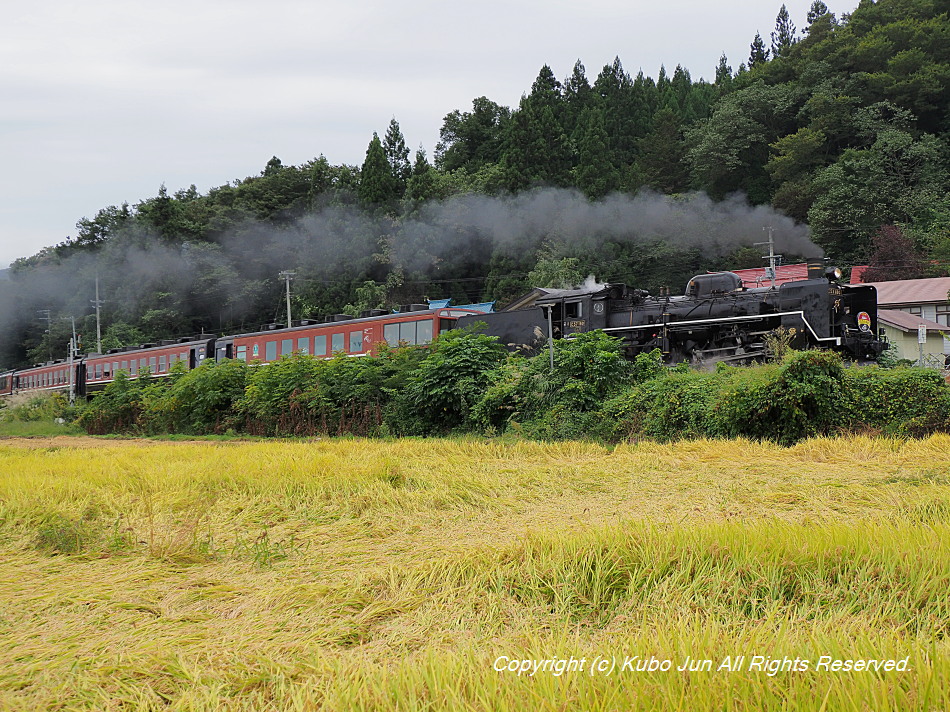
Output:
[
  {"xmin": 63, "ymin": 316, "xmax": 78, "ymax": 404},
  {"xmin": 37, "ymin": 309, "xmax": 52, "ymax": 361},
  {"xmin": 278, "ymin": 270, "xmax": 296, "ymax": 326},
  {"xmin": 90, "ymin": 273, "xmax": 104, "ymax": 354},
  {"xmin": 754, "ymin": 226, "xmax": 783, "ymax": 289}
]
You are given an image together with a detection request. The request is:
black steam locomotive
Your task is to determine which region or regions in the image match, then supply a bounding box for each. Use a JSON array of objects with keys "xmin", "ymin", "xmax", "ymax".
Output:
[{"xmin": 458, "ymin": 262, "xmax": 886, "ymax": 365}]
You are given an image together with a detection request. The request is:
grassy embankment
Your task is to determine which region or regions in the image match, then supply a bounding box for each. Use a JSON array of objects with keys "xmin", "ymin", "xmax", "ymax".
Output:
[{"xmin": 0, "ymin": 435, "xmax": 947, "ymax": 710}]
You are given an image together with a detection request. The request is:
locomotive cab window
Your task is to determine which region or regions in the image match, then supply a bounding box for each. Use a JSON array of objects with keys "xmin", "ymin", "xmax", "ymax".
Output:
[{"xmin": 565, "ymin": 301, "xmax": 583, "ymax": 319}]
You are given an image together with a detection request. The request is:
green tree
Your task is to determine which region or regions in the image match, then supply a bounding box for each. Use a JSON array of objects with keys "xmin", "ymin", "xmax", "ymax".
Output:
[
  {"xmin": 749, "ymin": 32, "xmax": 770, "ymax": 68},
  {"xmin": 637, "ymin": 108, "xmax": 689, "ymax": 193},
  {"xmin": 359, "ymin": 133, "xmax": 398, "ymax": 208},
  {"xmin": 502, "ymin": 65, "xmax": 573, "ymax": 190},
  {"xmin": 435, "ymin": 97, "xmax": 510, "ymax": 173},
  {"xmin": 574, "ymin": 107, "xmax": 619, "ymax": 198},
  {"xmin": 771, "ymin": 4, "xmax": 798, "ymax": 58},
  {"xmin": 406, "ymin": 147, "xmax": 438, "ymax": 202},
  {"xmin": 383, "ymin": 118, "xmax": 411, "ymax": 196}
]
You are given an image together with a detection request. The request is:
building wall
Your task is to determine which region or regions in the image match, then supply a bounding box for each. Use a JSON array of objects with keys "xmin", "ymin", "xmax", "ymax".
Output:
[{"xmin": 880, "ymin": 325, "xmax": 948, "ymax": 362}]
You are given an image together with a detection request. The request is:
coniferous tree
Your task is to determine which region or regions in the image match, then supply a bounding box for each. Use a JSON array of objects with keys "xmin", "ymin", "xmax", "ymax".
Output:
[
  {"xmin": 501, "ymin": 65, "xmax": 572, "ymax": 190},
  {"xmin": 749, "ymin": 32, "xmax": 770, "ymax": 68},
  {"xmin": 714, "ymin": 54, "xmax": 734, "ymax": 92},
  {"xmin": 806, "ymin": 1, "xmax": 831, "ymax": 27},
  {"xmin": 574, "ymin": 107, "xmax": 619, "ymax": 199},
  {"xmin": 406, "ymin": 147, "xmax": 437, "ymax": 203},
  {"xmin": 383, "ymin": 118, "xmax": 411, "ymax": 197},
  {"xmin": 359, "ymin": 133, "xmax": 397, "ymax": 207},
  {"xmin": 562, "ymin": 59, "xmax": 592, "ymax": 135},
  {"xmin": 637, "ymin": 108, "xmax": 689, "ymax": 194},
  {"xmin": 771, "ymin": 5, "xmax": 798, "ymax": 58}
]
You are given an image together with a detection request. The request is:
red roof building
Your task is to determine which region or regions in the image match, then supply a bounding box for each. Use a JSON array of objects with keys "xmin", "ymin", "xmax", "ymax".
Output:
[{"xmin": 729, "ymin": 263, "xmax": 811, "ymax": 288}]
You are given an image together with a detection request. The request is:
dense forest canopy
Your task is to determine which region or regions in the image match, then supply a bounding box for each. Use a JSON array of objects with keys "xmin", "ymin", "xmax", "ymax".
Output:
[{"xmin": 2, "ymin": 0, "xmax": 949, "ymax": 369}]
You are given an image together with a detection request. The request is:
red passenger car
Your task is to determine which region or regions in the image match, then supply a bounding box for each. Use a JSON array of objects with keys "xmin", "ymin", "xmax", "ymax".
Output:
[
  {"xmin": 83, "ymin": 337, "xmax": 216, "ymax": 393},
  {"xmin": 9, "ymin": 360, "xmax": 77, "ymax": 396},
  {"xmin": 222, "ymin": 307, "xmax": 481, "ymax": 364},
  {"xmin": 0, "ymin": 370, "xmax": 14, "ymax": 397}
]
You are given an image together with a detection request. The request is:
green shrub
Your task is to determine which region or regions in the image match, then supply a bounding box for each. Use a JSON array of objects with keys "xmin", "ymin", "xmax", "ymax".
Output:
[
  {"xmin": 1, "ymin": 392, "xmax": 75, "ymax": 423},
  {"xmin": 76, "ymin": 371, "xmax": 146, "ymax": 434},
  {"xmin": 144, "ymin": 359, "xmax": 249, "ymax": 434},
  {"xmin": 473, "ymin": 332, "xmax": 635, "ymax": 434},
  {"xmin": 840, "ymin": 366, "xmax": 950, "ymax": 435},
  {"xmin": 394, "ymin": 330, "xmax": 506, "ymax": 435},
  {"xmin": 708, "ymin": 350, "xmax": 845, "ymax": 445}
]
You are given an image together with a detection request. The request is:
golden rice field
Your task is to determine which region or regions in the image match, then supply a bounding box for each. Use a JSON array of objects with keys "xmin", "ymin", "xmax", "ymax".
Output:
[{"xmin": 0, "ymin": 434, "xmax": 948, "ymax": 711}]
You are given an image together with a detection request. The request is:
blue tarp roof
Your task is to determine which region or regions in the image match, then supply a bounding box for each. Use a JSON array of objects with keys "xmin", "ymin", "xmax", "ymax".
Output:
[{"xmin": 428, "ymin": 299, "xmax": 494, "ymax": 313}]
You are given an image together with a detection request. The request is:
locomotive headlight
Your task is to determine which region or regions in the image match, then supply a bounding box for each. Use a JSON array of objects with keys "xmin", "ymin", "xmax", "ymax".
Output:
[{"xmin": 826, "ymin": 266, "xmax": 843, "ymax": 280}]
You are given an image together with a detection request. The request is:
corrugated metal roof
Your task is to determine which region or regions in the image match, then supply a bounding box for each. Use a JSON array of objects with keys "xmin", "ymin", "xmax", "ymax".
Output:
[
  {"xmin": 729, "ymin": 263, "xmax": 810, "ymax": 288},
  {"xmin": 877, "ymin": 310, "xmax": 947, "ymax": 334},
  {"xmin": 857, "ymin": 277, "xmax": 950, "ymax": 306}
]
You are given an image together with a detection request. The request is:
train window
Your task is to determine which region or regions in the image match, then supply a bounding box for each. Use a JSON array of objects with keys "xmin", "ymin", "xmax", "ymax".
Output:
[
  {"xmin": 297, "ymin": 337, "xmax": 309, "ymax": 355},
  {"xmin": 349, "ymin": 331, "xmax": 363, "ymax": 353},
  {"xmin": 439, "ymin": 318, "xmax": 456, "ymax": 334},
  {"xmin": 103, "ymin": 363, "xmax": 111, "ymax": 378},
  {"xmin": 169, "ymin": 354, "xmax": 177, "ymax": 367},
  {"xmin": 417, "ymin": 319, "xmax": 433, "ymax": 345},
  {"xmin": 149, "ymin": 357, "xmax": 157, "ymax": 372},
  {"xmin": 237, "ymin": 345, "xmax": 247, "ymax": 362},
  {"xmin": 565, "ymin": 301, "xmax": 583, "ymax": 318},
  {"xmin": 314, "ymin": 335, "xmax": 327, "ymax": 356},
  {"xmin": 95, "ymin": 364, "xmax": 103, "ymax": 379},
  {"xmin": 140, "ymin": 358, "xmax": 147, "ymax": 372},
  {"xmin": 121, "ymin": 360, "xmax": 128, "ymax": 372},
  {"xmin": 265, "ymin": 341, "xmax": 277, "ymax": 361},
  {"xmin": 331, "ymin": 333, "xmax": 344, "ymax": 353},
  {"xmin": 399, "ymin": 321, "xmax": 417, "ymax": 345},
  {"xmin": 180, "ymin": 352, "xmax": 188, "ymax": 366},
  {"xmin": 281, "ymin": 339, "xmax": 293, "ymax": 356},
  {"xmin": 130, "ymin": 360, "xmax": 137, "ymax": 375},
  {"xmin": 113, "ymin": 362, "xmax": 119, "ymax": 376},
  {"xmin": 159, "ymin": 355, "xmax": 167, "ymax": 372},
  {"xmin": 384, "ymin": 323, "xmax": 399, "ymax": 346}
]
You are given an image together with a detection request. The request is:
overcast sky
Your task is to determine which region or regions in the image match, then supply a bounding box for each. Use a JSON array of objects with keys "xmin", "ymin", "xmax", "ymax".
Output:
[{"xmin": 0, "ymin": 0, "xmax": 850, "ymax": 268}]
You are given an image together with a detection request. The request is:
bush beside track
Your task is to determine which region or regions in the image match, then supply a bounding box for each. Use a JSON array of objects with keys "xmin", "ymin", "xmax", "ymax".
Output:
[{"xmin": 68, "ymin": 330, "xmax": 950, "ymax": 444}]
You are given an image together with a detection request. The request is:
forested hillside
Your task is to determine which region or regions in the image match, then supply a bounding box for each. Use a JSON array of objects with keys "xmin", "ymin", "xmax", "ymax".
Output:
[{"xmin": 2, "ymin": 0, "xmax": 948, "ymax": 369}]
